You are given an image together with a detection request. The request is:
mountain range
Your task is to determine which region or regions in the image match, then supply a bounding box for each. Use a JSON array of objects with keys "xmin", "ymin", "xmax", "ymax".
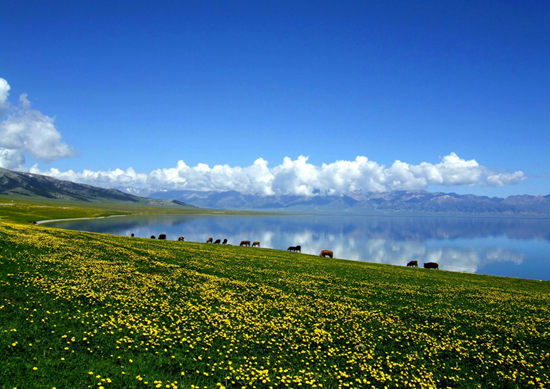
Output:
[
  {"xmin": 141, "ymin": 189, "xmax": 550, "ymax": 215},
  {"xmin": 1, "ymin": 167, "xmax": 548, "ymax": 215}
]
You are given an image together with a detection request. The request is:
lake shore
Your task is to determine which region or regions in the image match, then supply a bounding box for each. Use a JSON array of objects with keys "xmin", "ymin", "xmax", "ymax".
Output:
[
  {"xmin": 44, "ymin": 213, "xmax": 550, "ymax": 280},
  {"xmin": 35, "ymin": 214, "xmax": 128, "ymax": 225}
]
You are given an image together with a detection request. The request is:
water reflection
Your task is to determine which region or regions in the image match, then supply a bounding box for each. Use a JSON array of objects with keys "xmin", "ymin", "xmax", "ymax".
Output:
[{"xmin": 49, "ymin": 215, "xmax": 550, "ymax": 280}]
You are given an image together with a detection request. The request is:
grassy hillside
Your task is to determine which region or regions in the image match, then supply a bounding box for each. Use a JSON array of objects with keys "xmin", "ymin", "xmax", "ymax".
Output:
[
  {"xmin": 0, "ymin": 167, "xmax": 193, "ymax": 208},
  {"xmin": 0, "ymin": 203, "xmax": 549, "ymax": 388},
  {"xmin": 0, "ymin": 197, "xmax": 228, "ymax": 225}
]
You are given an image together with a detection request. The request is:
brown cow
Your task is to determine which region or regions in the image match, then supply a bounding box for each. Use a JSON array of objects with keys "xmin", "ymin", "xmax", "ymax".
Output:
[
  {"xmin": 206, "ymin": 237, "xmax": 213, "ymax": 243},
  {"xmin": 178, "ymin": 236, "xmax": 185, "ymax": 241},
  {"xmin": 240, "ymin": 240, "xmax": 250, "ymax": 247},
  {"xmin": 319, "ymin": 250, "xmax": 333, "ymax": 258},
  {"xmin": 158, "ymin": 234, "xmax": 167, "ymax": 240},
  {"xmin": 407, "ymin": 260, "xmax": 418, "ymax": 267},
  {"xmin": 214, "ymin": 239, "xmax": 221, "ymax": 244},
  {"xmin": 252, "ymin": 241, "xmax": 260, "ymax": 247},
  {"xmin": 424, "ymin": 262, "xmax": 439, "ymax": 269}
]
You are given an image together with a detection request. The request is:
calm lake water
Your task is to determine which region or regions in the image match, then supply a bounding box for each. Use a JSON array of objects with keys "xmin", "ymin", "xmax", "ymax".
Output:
[{"xmin": 48, "ymin": 214, "xmax": 550, "ymax": 280}]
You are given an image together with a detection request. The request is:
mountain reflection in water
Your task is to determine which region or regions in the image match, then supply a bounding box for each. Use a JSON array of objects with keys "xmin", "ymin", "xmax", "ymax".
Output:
[{"xmin": 49, "ymin": 215, "xmax": 550, "ymax": 280}]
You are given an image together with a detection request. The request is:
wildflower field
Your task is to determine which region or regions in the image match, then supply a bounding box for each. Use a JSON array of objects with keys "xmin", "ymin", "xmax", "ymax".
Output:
[{"xmin": 0, "ymin": 204, "xmax": 549, "ymax": 388}]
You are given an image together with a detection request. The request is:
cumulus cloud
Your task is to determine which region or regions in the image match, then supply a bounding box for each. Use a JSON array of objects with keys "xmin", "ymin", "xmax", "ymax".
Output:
[
  {"xmin": 486, "ymin": 171, "xmax": 526, "ymax": 186},
  {"xmin": 0, "ymin": 78, "xmax": 74, "ymax": 170},
  {"xmin": 29, "ymin": 165, "xmax": 149, "ymax": 187},
  {"xmin": 30, "ymin": 153, "xmax": 527, "ymax": 195},
  {"xmin": 0, "ymin": 78, "xmax": 10, "ymax": 117},
  {"xmin": 0, "ymin": 148, "xmax": 25, "ymax": 170},
  {"xmin": 1, "ymin": 79, "xmax": 525, "ymax": 194}
]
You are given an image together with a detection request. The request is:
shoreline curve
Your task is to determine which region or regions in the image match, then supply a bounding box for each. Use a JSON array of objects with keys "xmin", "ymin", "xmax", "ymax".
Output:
[{"xmin": 36, "ymin": 214, "xmax": 127, "ymax": 225}]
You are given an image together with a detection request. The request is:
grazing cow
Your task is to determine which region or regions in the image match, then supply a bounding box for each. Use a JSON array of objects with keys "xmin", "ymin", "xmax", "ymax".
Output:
[
  {"xmin": 131, "ymin": 233, "xmax": 135, "ymax": 238},
  {"xmin": 158, "ymin": 234, "xmax": 167, "ymax": 240},
  {"xmin": 222, "ymin": 238, "xmax": 227, "ymax": 245},
  {"xmin": 150, "ymin": 235, "xmax": 156, "ymax": 239},
  {"xmin": 287, "ymin": 246, "xmax": 301, "ymax": 253},
  {"xmin": 407, "ymin": 260, "xmax": 418, "ymax": 267},
  {"xmin": 319, "ymin": 250, "xmax": 333, "ymax": 258},
  {"xmin": 178, "ymin": 236, "xmax": 185, "ymax": 241},
  {"xmin": 287, "ymin": 246, "xmax": 296, "ymax": 252},
  {"xmin": 424, "ymin": 262, "xmax": 439, "ymax": 269},
  {"xmin": 206, "ymin": 237, "xmax": 213, "ymax": 243},
  {"xmin": 214, "ymin": 239, "xmax": 221, "ymax": 244},
  {"xmin": 252, "ymin": 241, "xmax": 260, "ymax": 247},
  {"xmin": 240, "ymin": 240, "xmax": 251, "ymax": 247}
]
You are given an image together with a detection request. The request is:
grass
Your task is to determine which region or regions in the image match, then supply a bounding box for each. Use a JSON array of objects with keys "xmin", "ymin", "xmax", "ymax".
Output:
[
  {"xmin": 0, "ymin": 198, "xmax": 549, "ymax": 388},
  {"xmin": 0, "ymin": 196, "xmax": 261, "ymax": 225}
]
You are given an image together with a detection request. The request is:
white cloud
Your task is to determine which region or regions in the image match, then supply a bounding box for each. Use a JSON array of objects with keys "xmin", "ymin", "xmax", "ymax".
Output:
[
  {"xmin": 0, "ymin": 148, "xmax": 25, "ymax": 170},
  {"xmin": 0, "ymin": 78, "xmax": 74, "ymax": 170},
  {"xmin": 486, "ymin": 171, "xmax": 526, "ymax": 186},
  {"xmin": 29, "ymin": 153, "xmax": 527, "ymax": 195},
  {"xmin": 19, "ymin": 93, "xmax": 31, "ymax": 109},
  {"xmin": 30, "ymin": 165, "xmax": 149, "ymax": 188},
  {"xmin": 0, "ymin": 78, "xmax": 11, "ymax": 117},
  {"xmin": 0, "ymin": 79, "xmax": 527, "ymax": 195}
]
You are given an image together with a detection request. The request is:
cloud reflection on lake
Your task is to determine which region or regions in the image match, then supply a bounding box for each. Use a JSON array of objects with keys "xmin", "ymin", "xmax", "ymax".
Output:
[{"xmin": 49, "ymin": 214, "xmax": 550, "ymax": 280}]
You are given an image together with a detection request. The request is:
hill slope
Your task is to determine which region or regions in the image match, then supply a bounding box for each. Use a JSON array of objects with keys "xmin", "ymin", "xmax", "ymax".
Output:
[
  {"xmin": 0, "ymin": 167, "xmax": 192, "ymax": 207},
  {"xmin": 0, "ymin": 218, "xmax": 548, "ymax": 387}
]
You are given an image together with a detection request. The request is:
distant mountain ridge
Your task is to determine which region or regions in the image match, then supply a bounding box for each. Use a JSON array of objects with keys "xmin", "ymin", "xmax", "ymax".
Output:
[
  {"xmin": 0, "ymin": 167, "xmax": 193, "ymax": 207},
  {"xmin": 1, "ymin": 167, "xmax": 547, "ymax": 215},
  {"xmin": 143, "ymin": 189, "xmax": 550, "ymax": 215}
]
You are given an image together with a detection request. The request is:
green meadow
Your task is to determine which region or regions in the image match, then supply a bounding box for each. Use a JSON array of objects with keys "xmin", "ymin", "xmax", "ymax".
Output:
[{"xmin": 0, "ymin": 199, "xmax": 549, "ymax": 388}]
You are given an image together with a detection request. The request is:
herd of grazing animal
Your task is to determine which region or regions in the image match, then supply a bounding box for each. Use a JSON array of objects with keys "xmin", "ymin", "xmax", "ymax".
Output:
[
  {"xmin": 206, "ymin": 237, "xmax": 228, "ymax": 245},
  {"xmin": 142, "ymin": 234, "xmax": 331, "ymax": 257},
  {"xmin": 138, "ymin": 233, "xmax": 441, "ymax": 268}
]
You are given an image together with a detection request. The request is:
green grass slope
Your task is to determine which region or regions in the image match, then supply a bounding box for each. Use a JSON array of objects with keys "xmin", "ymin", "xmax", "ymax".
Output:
[
  {"xmin": 0, "ymin": 206, "xmax": 549, "ymax": 388},
  {"xmin": 0, "ymin": 197, "xmax": 220, "ymax": 225}
]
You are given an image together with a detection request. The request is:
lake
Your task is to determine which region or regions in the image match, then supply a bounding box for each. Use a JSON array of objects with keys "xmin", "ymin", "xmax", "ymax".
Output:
[{"xmin": 47, "ymin": 214, "xmax": 550, "ymax": 280}]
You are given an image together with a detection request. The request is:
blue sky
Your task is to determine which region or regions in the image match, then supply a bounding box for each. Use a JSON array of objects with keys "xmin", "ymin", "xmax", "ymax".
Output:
[{"xmin": 1, "ymin": 0, "xmax": 548, "ymax": 197}]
